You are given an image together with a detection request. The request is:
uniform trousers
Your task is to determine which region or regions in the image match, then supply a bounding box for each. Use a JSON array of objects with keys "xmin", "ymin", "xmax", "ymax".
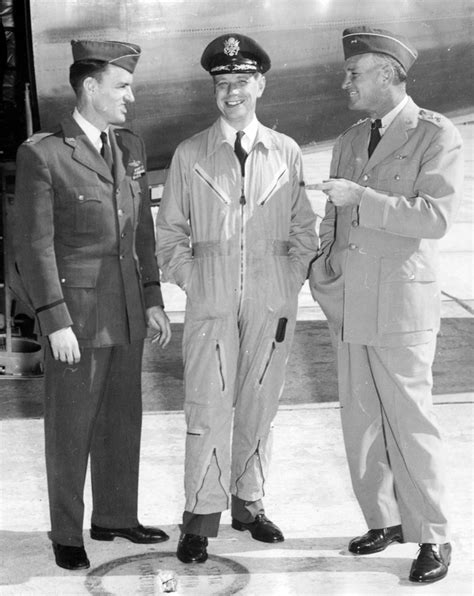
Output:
[
  {"xmin": 43, "ymin": 341, "xmax": 143, "ymax": 547},
  {"xmin": 336, "ymin": 337, "xmax": 450, "ymax": 544}
]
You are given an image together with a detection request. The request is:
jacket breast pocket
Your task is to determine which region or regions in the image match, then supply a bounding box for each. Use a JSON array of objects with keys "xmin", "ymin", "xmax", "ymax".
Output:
[
  {"xmin": 377, "ymin": 256, "xmax": 440, "ymax": 335},
  {"xmin": 62, "ymin": 186, "xmax": 103, "ymax": 236},
  {"xmin": 60, "ymin": 269, "xmax": 98, "ymax": 339}
]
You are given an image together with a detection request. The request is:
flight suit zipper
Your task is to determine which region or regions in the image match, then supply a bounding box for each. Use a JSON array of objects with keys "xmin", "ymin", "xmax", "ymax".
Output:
[{"xmin": 239, "ymin": 173, "xmax": 246, "ymax": 303}]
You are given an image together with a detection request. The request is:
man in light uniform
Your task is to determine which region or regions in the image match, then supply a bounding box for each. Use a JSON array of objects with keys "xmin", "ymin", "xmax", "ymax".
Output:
[
  {"xmin": 310, "ymin": 26, "xmax": 463, "ymax": 583},
  {"xmin": 156, "ymin": 33, "xmax": 318, "ymax": 563}
]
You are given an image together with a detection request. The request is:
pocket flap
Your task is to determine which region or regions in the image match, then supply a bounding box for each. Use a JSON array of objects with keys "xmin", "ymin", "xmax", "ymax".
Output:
[
  {"xmin": 380, "ymin": 256, "xmax": 436, "ymax": 283},
  {"xmin": 58, "ymin": 266, "xmax": 98, "ymax": 288},
  {"xmin": 65, "ymin": 186, "xmax": 102, "ymax": 203}
]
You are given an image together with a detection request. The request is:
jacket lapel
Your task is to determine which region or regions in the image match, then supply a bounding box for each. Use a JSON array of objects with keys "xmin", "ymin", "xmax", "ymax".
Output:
[
  {"xmin": 364, "ymin": 97, "xmax": 419, "ymax": 172},
  {"xmin": 350, "ymin": 120, "xmax": 371, "ymax": 180},
  {"xmin": 61, "ymin": 116, "xmax": 114, "ymax": 183},
  {"xmin": 110, "ymin": 128, "xmax": 127, "ymax": 184}
]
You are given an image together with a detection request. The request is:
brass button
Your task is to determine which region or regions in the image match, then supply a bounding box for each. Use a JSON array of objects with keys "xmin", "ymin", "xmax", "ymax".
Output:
[
  {"xmin": 349, "ymin": 243, "xmax": 357, "ymax": 250},
  {"xmin": 117, "ymin": 209, "xmax": 123, "ymax": 216},
  {"xmin": 351, "ymin": 220, "xmax": 359, "ymax": 228}
]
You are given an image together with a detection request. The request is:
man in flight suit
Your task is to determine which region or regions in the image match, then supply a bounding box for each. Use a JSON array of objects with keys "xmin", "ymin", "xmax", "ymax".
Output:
[
  {"xmin": 310, "ymin": 26, "xmax": 463, "ymax": 583},
  {"xmin": 12, "ymin": 40, "xmax": 171, "ymax": 570},
  {"xmin": 156, "ymin": 33, "xmax": 318, "ymax": 563}
]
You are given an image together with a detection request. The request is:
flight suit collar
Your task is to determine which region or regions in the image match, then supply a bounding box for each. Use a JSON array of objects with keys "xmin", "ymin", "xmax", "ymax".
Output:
[{"xmin": 206, "ymin": 118, "xmax": 277, "ymax": 159}]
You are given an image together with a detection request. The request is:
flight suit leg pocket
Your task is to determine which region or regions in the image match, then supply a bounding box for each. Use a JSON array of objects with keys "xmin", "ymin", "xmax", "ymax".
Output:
[{"xmin": 183, "ymin": 318, "xmax": 228, "ymax": 405}]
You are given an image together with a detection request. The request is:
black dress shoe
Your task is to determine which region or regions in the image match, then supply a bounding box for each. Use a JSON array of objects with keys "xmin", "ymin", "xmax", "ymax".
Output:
[
  {"xmin": 176, "ymin": 533, "xmax": 208, "ymax": 563},
  {"xmin": 409, "ymin": 543, "xmax": 451, "ymax": 583},
  {"xmin": 90, "ymin": 523, "xmax": 169, "ymax": 543},
  {"xmin": 232, "ymin": 513, "xmax": 284, "ymax": 543},
  {"xmin": 348, "ymin": 525, "xmax": 403, "ymax": 554},
  {"xmin": 52, "ymin": 542, "xmax": 90, "ymax": 570}
]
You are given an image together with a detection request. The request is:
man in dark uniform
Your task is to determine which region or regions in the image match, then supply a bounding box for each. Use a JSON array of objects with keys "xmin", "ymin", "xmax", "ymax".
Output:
[
  {"xmin": 310, "ymin": 27, "xmax": 463, "ymax": 583},
  {"xmin": 12, "ymin": 39, "xmax": 172, "ymax": 570}
]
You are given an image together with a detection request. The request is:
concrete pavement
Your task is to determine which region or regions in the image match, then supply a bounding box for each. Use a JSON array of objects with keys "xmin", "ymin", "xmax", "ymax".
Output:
[{"xmin": 0, "ymin": 114, "xmax": 472, "ymax": 595}]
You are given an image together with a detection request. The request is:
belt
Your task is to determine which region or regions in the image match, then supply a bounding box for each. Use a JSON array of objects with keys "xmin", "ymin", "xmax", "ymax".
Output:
[{"xmin": 192, "ymin": 240, "xmax": 290, "ymax": 257}]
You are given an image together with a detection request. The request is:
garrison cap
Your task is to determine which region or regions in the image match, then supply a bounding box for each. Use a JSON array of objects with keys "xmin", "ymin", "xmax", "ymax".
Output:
[
  {"xmin": 201, "ymin": 33, "xmax": 271, "ymax": 75},
  {"xmin": 71, "ymin": 40, "xmax": 141, "ymax": 73},
  {"xmin": 342, "ymin": 26, "xmax": 418, "ymax": 72}
]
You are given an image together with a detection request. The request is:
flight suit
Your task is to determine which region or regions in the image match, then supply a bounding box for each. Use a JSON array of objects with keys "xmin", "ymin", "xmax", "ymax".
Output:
[
  {"xmin": 310, "ymin": 97, "xmax": 463, "ymax": 543},
  {"xmin": 13, "ymin": 115, "xmax": 163, "ymax": 545},
  {"xmin": 157, "ymin": 119, "xmax": 318, "ymax": 521}
]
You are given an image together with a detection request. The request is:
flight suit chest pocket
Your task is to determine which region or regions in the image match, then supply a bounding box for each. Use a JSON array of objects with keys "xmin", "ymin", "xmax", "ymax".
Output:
[
  {"xmin": 62, "ymin": 186, "xmax": 103, "ymax": 235},
  {"xmin": 257, "ymin": 165, "xmax": 289, "ymax": 206}
]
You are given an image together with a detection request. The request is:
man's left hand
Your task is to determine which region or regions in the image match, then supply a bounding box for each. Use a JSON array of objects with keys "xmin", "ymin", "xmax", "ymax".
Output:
[
  {"xmin": 146, "ymin": 306, "xmax": 172, "ymax": 348},
  {"xmin": 313, "ymin": 178, "xmax": 364, "ymax": 207}
]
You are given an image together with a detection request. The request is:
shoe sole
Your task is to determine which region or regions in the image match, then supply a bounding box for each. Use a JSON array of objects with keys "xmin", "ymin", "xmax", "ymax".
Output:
[
  {"xmin": 176, "ymin": 553, "xmax": 208, "ymax": 564},
  {"xmin": 54, "ymin": 558, "xmax": 90, "ymax": 571},
  {"xmin": 90, "ymin": 531, "xmax": 169, "ymax": 544},
  {"xmin": 231, "ymin": 520, "xmax": 284, "ymax": 543},
  {"xmin": 409, "ymin": 568, "xmax": 449, "ymax": 584},
  {"xmin": 349, "ymin": 536, "xmax": 404, "ymax": 555}
]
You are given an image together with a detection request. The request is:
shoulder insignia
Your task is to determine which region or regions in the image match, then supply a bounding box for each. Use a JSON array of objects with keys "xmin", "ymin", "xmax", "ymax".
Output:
[
  {"xmin": 418, "ymin": 108, "xmax": 444, "ymax": 127},
  {"xmin": 22, "ymin": 131, "xmax": 55, "ymax": 145},
  {"xmin": 113, "ymin": 126, "xmax": 137, "ymax": 138},
  {"xmin": 341, "ymin": 117, "xmax": 369, "ymax": 137}
]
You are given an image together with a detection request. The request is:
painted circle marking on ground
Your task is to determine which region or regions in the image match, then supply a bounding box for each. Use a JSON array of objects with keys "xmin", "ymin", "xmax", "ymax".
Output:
[{"xmin": 85, "ymin": 551, "xmax": 250, "ymax": 595}]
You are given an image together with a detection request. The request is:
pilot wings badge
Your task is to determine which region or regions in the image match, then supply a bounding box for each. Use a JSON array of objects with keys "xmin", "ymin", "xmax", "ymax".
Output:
[
  {"xmin": 128, "ymin": 160, "xmax": 146, "ymax": 180},
  {"xmin": 224, "ymin": 37, "xmax": 240, "ymax": 56}
]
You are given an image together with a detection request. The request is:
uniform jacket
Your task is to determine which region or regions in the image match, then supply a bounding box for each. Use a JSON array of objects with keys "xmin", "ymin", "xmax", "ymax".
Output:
[
  {"xmin": 13, "ymin": 114, "xmax": 163, "ymax": 347},
  {"xmin": 310, "ymin": 97, "xmax": 463, "ymax": 347},
  {"xmin": 156, "ymin": 119, "xmax": 318, "ymax": 317}
]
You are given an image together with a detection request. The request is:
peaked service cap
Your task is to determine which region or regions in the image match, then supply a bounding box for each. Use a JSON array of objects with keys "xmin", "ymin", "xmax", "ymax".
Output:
[
  {"xmin": 201, "ymin": 33, "xmax": 271, "ymax": 75},
  {"xmin": 342, "ymin": 26, "xmax": 418, "ymax": 72},
  {"xmin": 71, "ymin": 39, "xmax": 141, "ymax": 73}
]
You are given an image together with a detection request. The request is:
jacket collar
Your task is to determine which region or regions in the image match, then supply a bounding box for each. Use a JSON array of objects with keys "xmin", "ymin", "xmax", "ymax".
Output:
[
  {"xmin": 360, "ymin": 96, "xmax": 419, "ymax": 172},
  {"xmin": 61, "ymin": 115, "xmax": 114, "ymax": 183}
]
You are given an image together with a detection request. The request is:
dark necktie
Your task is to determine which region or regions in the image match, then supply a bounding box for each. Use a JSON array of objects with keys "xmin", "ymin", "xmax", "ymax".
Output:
[
  {"xmin": 368, "ymin": 119, "xmax": 382, "ymax": 157},
  {"xmin": 234, "ymin": 130, "xmax": 248, "ymax": 177},
  {"xmin": 100, "ymin": 131, "xmax": 113, "ymax": 171}
]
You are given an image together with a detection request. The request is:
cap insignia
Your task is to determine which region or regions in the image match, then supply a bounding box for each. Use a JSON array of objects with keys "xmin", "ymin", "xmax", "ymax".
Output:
[{"xmin": 223, "ymin": 37, "xmax": 240, "ymax": 57}]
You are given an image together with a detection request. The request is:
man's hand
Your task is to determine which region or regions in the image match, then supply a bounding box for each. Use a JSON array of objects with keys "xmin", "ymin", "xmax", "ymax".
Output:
[
  {"xmin": 146, "ymin": 305, "xmax": 172, "ymax": 348},
  {"xmin": 49, "ymin": 327, "xmax": 81, "ymax": 364},
  {"xmin": 313, "ymin": 178, "xmax": 364, "ymax": 207}
]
